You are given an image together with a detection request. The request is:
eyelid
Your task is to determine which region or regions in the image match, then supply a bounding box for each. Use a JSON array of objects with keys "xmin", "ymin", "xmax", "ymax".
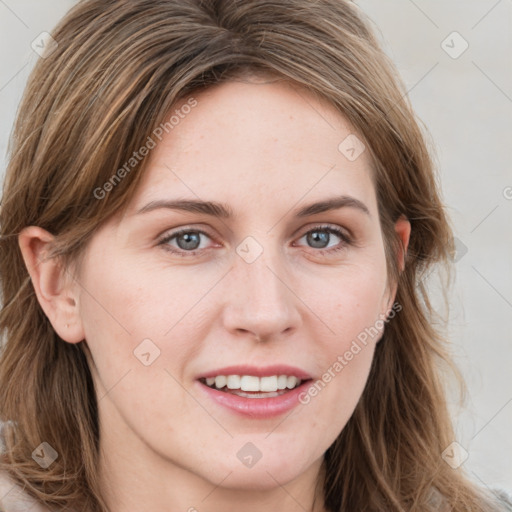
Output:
[
  {"xmin": 157, "ymin": 226, "xmax": 215, "ymax": 246},
  {"xmin": 294, "ymin": 223, "xmax": 352, "ymax": 241},
  {"xmin": 292, "ymin": 224, "xmax": 353, "ymax": 254},
  {"xmin": 157, "ymin": 223, "xmax": 354, "ymax": 256}
]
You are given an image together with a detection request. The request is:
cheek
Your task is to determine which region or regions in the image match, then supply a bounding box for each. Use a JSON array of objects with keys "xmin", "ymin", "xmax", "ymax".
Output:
[
  {"xmin": 78, "ymin": 248, "xmax": 194, "ymax": 344},
  {"xmin": 295, "ymin": 258, "xmax": 388, "ymax": 425},
  {"xmin": 75, "ymin": 255, "xmax": 153, "ymax": 384},
  {"xmin": 76, "ymin": 258, "xmax": 204, "ymax": 439},
  {"xmin": 304, "ymin": 255, "xmax": 389, "ymax": 343},
  {"xmin": 76, "ymin": 247, "xmax": 216, "ymax": 400}
]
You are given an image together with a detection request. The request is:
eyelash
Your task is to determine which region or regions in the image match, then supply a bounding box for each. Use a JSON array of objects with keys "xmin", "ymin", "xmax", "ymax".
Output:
[{"xmin": 157, "ymin": 225, "xmax": 353, "ymax": 258}]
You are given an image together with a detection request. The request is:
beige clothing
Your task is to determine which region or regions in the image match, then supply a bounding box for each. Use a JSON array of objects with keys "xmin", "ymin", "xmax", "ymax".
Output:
[{"xmin": 0, "ymin": 471, "xmax": 49, "ymax": 512}]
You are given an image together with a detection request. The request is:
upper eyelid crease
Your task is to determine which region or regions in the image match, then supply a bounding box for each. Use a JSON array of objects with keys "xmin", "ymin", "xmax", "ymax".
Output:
[{"xmin": 136, "ymin": 195, "xmax": 370, "ymax": 219}]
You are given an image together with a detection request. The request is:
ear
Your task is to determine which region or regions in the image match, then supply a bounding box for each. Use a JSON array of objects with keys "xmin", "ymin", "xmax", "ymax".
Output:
[
  {"xmin": 18, "ymin": 226, "xmax": 84, "ymax": 344},
  {"xmin": 384, "ymin": 215, "xmax": 411, "ymax": 313},
  {"xmin": 395, "ymin": 215, "xmax": 411, "ymax": 273}
]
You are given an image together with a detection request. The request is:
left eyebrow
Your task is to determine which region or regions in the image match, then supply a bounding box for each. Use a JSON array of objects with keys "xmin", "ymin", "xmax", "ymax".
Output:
[
  {"xmin": 135, "ymin": 195, "xmax": 370, "ymax": 219},
  {"xmin": 295, "ymin": 195, "xmax": 370, "ymax": 218}
]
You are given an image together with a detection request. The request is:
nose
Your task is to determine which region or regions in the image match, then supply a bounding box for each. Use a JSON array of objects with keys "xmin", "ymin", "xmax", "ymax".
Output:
[{"xmin": 221, "ymin": 247, "xmax": 302, "ymax": 342}]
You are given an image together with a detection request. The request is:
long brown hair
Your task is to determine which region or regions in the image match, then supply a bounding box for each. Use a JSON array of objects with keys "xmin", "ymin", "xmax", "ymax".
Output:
[{"xmin": 0, "ymin": 1, "xmax": 501, "ymax": 510}]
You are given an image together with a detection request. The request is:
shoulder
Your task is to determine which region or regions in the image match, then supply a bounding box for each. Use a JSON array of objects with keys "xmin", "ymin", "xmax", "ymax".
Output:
[
  {"xmin": 0, "ymin": 421, "xmax": 50, "ymax": 512},
  {"xmin": 0, "ymin": 470, "xmax": 50, "ymax": 512},
  {"xmin": 493, "ymin": 488, "xmax": 512, "ymax": 511}
]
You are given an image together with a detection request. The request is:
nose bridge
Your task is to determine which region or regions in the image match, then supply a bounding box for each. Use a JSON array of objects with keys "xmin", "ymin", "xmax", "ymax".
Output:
[{"xmin": 223, "ymin": 240, "xmax": 300, "ymax": 339}]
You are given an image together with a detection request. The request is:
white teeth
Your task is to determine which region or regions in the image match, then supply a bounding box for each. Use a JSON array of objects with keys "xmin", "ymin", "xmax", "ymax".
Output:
[
  {"xmin": 205, "ymin": 374, "xmax": 303, "ymax": 392},
  {"xmin": 277, "ymin": 375, "xmax": 288, "ymax": 390},
  {"xmin": 240, "ymin": 375, "xmax": 260, "ymax": 391},
  {"xmin": 260, "ymin": 376, "xmax": 278, "ymax": 392},
  {"xmin": 214, "ymin": 375, "xmax": 227, "ymax": 389},
  {"xmin": 226, "ymin": 375, "xmax": 241, "ymax": 389},
  {"xmin": 286, "ymin": 376, "xmax": 298, "ymax": 389}
]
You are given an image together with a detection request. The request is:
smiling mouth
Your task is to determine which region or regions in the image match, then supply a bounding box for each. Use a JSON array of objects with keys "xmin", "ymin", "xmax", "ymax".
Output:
[{"xmin": 199, "ymin": 374, "xmax": 308, "ymax": 399}]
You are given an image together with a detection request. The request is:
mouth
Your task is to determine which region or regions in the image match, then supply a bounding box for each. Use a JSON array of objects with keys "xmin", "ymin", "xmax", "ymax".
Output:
[
  {"xmin": 196, "ymin": 365, "xmax": 313, "ymax": 417},
  {"xmin": 199, "ymin": 374, "xmax": 307, "ymax": 399}
]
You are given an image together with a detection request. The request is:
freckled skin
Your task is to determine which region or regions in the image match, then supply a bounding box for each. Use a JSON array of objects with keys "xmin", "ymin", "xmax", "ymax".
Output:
[{"xmin": 64, "ymin": 81, "xmax": 408, "ymax": 511}]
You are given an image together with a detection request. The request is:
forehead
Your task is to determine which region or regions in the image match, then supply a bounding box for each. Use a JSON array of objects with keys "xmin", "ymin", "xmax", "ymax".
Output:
[{"xmin": 127, "ymin": 79, "xmax": 376, "ymax": 216}]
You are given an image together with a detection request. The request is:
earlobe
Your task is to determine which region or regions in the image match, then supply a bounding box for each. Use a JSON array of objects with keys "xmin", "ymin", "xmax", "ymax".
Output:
[
  {"xmin": 379, "ymin": 215, "xmax": 411, "ymax": 327},
  {"xmin": 395, "ymin": 215, "xmax": 411, "ymax": 272},
  {"xmin": 18, "ymin": 226, "xmax": 84, "ymax": 344}
]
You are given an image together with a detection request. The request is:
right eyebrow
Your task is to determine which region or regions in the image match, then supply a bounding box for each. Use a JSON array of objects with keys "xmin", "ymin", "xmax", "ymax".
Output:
[{"xmin": 136, "ymin": 199, "xmax": 233, "ymax": 218}]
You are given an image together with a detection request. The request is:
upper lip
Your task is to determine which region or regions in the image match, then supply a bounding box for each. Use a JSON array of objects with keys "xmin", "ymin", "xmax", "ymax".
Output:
[{"xmin": 197, "ymin": 364, "xmax": 313, "ymax": 380}]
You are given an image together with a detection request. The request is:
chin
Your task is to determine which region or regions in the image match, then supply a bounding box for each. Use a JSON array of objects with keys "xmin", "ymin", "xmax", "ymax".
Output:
[
  {"xmin": 195, "ymin": 447, "xmax": 319, "ymax": 491},
  {"xmin": 212, "ymin": 464, "xmax": 307, "ymax": 491}
]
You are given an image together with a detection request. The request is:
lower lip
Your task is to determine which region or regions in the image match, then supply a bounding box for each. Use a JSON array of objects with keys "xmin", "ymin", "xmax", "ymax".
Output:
[{"xmin": 196, "ymin": 380, "xmax": 312, "ymax": 418}]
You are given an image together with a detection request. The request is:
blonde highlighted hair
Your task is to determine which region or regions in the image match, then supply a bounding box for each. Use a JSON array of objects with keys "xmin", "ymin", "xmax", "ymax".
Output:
[{"xmin": 0, "ymin": 0, "xmax": 503, "ymax": 510}]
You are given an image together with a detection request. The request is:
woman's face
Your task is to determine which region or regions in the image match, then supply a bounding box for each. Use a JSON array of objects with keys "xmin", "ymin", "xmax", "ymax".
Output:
[{"xmin": 73, "ymin": 79, "xmax": 406, "ymax": 491}]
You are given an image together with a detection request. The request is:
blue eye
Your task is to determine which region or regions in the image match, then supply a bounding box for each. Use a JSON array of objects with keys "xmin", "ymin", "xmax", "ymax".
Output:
[
  {"xmin": 159, "ymin": 229, "xmax": 213, "ymax": 256},
  {"xmin": 158, "ymin": 225, "xmax": 352, "ymax": 257},
  {"xmin": 296, "ymin": 225, "xmax": 352, "ymax": 254}
]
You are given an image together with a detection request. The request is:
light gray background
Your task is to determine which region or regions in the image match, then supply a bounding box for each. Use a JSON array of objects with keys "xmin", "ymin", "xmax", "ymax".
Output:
[{"xmin": 1, "ymin": 0, "xmax": 511, "ymax": 493}]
